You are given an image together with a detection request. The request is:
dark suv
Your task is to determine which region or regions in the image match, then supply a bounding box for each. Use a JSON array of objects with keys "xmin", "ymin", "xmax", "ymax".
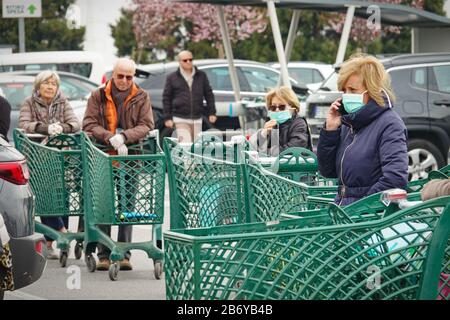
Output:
[
  {"xmin": 0, "ymin": 136, "xmax": 46, "ymax": 299},
  {"xmin": 305, "ymin": 53, "xmax": 450, "ymax": 180}
]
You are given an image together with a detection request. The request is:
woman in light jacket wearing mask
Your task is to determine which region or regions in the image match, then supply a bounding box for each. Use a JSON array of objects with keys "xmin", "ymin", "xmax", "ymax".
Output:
[
  {"xmin": 317, "ymin": 54, "xmax": 408, "ymax": 206},
  {"xmin": 255, "ymin": 86, "xmax": 312, "ymax": 156}
]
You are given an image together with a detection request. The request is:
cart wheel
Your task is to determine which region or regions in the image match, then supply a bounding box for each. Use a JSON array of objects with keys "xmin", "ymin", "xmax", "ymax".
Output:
[
  {"xmin": 154, "ymin": 260, "xmax": 163, "ymax": 280},
  {"xmin": 59, "ymin": 251, "xmax": 68, "ymax": 268},
  {"xmin": 74, "ymin": 242, "xmax": 83, "ymax": 260},
  {"xmin": 85, "ymin": 254, "xmax": 96, "ymax": 272},
  {"xmin": 109, "ymin": 262, "xmax": 119, "ymax": 281}
]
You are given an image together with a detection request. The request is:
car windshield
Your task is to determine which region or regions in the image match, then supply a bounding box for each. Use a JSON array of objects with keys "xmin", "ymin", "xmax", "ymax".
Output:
[
  {"xmin": 0, "ymin": 82, "xmax": 34, "ymax": 110},
  {"xmin": 319, "ymin": 71, "xmax": 338, "ymax": 91},
  {"xmin": 240, "ymin": 66, "xmax": 279, "ymax": 92},
  {"xmin": 59, "ymin": 76, "xmax": 97, "ymax": 100}
]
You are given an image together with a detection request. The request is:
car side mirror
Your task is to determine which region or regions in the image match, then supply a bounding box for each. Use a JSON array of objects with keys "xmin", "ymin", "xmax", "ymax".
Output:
[{"xmin": 291, "ymin": 84, "xmax": 309, "ymax": 96}]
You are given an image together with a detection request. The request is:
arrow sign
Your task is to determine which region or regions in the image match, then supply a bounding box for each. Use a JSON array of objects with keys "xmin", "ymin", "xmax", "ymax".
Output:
[
  {"xmin": 2, "ymin": 0, "xmax": 42, "ymax": 18},
  {"xmin": 28, "ymin": 4, "xmax": 36, "ymax": 15}
]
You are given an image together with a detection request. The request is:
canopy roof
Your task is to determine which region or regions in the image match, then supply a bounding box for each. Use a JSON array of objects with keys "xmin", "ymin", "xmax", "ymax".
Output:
[{"xmin": 173, "ymin": 0, "xmax": 450, "ymax": 27}]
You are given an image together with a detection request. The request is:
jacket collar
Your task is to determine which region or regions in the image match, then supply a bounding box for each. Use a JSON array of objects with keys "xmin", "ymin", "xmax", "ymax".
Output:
[
  {"xmin": 341, "ymin": 98, "xmax": 390, "ymax": 130},
  {"xmin": 177, "ymin": 66, "xmax": 198, "ymax": 77},
  {"xmin": 103, "ymin": 80, "xmax": 143, "ymax": 104}
]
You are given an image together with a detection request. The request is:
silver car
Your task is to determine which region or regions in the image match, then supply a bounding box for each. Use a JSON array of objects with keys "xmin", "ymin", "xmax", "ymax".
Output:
[
  {"xmin": 0, "ymin": 72, "xmax": 99, "ymax": 142},
  {"xmin": 0, "ymin": 136, "xmax": 46, "ymax": 300}
]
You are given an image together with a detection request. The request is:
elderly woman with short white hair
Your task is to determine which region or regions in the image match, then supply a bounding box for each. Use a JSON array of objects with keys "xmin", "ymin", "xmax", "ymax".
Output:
[
  {"xmin": 18, "ymin": 70, "xmax": 80, "ymax": 259},
  {"xmin": 19, "ymin": 70, "xmax": 80, "ymax": 135}
]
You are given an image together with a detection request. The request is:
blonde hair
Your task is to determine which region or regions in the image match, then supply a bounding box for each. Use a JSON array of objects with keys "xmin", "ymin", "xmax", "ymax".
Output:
[
  {"xmin": 266, "ymin": 86, "xmax": 300, "ymax": 114},
  {"xmin": 34, "ymin": 70, "xmax": 60, "ymax": 91},
  {"xmin": 337, "ymin": 54, "xmax": 395, "ymax": 107}
]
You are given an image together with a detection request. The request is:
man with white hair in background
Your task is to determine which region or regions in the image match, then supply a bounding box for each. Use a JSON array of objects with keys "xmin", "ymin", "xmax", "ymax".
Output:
[
  {"xmin": 163, "ymin": 50, "xmax": 217, "ymax": 143},
  {"xmin": 83, "ymin": 57, "xmax": 154, "ymax": 271}
]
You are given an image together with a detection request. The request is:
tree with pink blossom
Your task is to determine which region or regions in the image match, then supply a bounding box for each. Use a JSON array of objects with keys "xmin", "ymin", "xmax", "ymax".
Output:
[{"xmin": 131, "ymin": 0, "xmax": 268, "ymax": 61}]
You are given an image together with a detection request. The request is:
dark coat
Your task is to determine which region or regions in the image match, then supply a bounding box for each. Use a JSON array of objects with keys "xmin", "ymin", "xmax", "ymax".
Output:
[
  {"xmin": 0, "ymin": 96, "xmax": 11, "ymax": 141},
  {"xmin": 317, "ymin": 98, "xmax": 409, "ymax": 205},
  {"xmin": 162, "ymin": 67, "xmax": 216, "ymax": 120},
  {"xmin": 258, "ymin": 115, "xmax": 312, "ymax": 156}
]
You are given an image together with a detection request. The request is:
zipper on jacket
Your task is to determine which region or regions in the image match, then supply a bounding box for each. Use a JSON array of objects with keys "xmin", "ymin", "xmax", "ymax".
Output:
[{"xmin": 339, "ymin": 125, "xmax": 357, "ymax": 205}]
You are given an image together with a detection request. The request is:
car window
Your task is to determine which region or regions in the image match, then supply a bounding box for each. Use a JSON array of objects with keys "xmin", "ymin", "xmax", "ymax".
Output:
[
  {"xmin": 431, "ymin": 65, "xmax": 450, "ymax": 93},
  {"xmin": 202, "ymin": 67, "xmax": 233, "ymax": 91},
  {"xmin": 59, "ymin": 76, "xmax": 97, "ymax": 100},
  {"xmin": 313, "ymin": 69, "xmax": 324, "ymax": 83},
  {"xmin": 0, "ymin": 82, "xmax": 34, "ymax": 110},
  {"xmin": 1, "ymin": 63, "xmax": 92, "ymax": 79},
  {"xmin": 319, "ymin": 72, "xmax": 338, "ymax": 91},
  {"xmin": 411, "ymin": 68, "xmax": 427, "ymax": 89},
  {"xmin": 239, "ymin": 66, "xmax": 278, "ymax": 92},
  {"xmin": 288, "ymin": 68, "xmax": 325, "ymax": 86},
  {"xmin": 139, "ymin": 73, "xmax": 167, "ymax": 90}
]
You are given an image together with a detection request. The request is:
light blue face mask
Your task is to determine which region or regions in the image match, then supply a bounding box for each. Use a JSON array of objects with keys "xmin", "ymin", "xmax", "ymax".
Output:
[
  {"xmin": 268, "ymin": 110, "xmax": 292, "ymax": 124},
  {"xmin": 342, "ymin": 91, "xmax": 367, "ymax": 114}
]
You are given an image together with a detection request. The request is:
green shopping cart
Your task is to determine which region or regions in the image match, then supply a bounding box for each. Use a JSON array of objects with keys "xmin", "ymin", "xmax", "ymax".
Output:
[
  {"xmin": 164, "ymin": 195, "xmax": 450, "ymax": 300},
  {"xmin": 164, "ymin": 137, "xmax": 339, "ymax": 229},
  {"xmin": 13, "ymin": 129, "xmax": 85, "ymax": 267},
  {"xmin": 81, "ymin": 132, "xmax": 166, "ymax": 281},
  {"xmin": 164, "ymin": 136, "xmax": 247, "ymax": 229}
]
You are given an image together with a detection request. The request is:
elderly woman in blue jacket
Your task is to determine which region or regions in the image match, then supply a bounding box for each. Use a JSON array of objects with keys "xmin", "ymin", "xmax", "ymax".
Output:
[{"xmin": 317, "ymin": 54, "xmax": 408, "ymax": 206}]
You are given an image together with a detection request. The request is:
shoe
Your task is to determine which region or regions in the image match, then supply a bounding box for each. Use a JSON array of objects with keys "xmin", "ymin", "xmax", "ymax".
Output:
[
  {"xmin": 119, "ymin": 258, "xmax": 133, "ymax": 271},
  {"xmin": 47, "ymin": 248, "xmax": 59, "ymax": 260},
  {"xmin": 96, "ymin": 258, "xmax": 111, "ymax": 271}
]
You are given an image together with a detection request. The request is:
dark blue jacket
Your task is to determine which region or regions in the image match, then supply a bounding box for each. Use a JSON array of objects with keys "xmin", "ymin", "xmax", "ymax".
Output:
[{"xmin": 317, "ymin": 98, "xmax": 408, "ymax": 205}]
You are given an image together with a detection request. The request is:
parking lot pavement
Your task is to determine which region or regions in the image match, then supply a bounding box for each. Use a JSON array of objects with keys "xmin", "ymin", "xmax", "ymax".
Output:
[{"xmin": 4, "ymin": 181, "xmax": 171, "ymax": 300}]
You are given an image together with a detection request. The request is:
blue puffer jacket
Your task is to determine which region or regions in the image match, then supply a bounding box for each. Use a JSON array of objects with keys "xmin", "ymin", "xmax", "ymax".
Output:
[{"xmin": 317, "ymin": 98, "xmax": 408, "ymax": 205}]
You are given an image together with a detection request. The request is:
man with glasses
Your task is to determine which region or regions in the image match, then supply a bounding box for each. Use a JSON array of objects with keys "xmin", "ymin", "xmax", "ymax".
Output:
[
  {"xmin": 83, "ymin": 57, "xmax": 154, "ymax": 271},
  {"xmin": 163, "ymin": 50, "xmax": 216, "ymax": 143}
]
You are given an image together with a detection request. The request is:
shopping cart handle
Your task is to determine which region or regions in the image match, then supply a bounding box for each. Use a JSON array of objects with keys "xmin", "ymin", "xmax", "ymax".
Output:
[
  {"xmin": 147, "ymin": 129, "xmax": 159, "ymax": 138},
  {"xmin": 398, "ymin": 200, "xmax": 423, "ymax": 209}
]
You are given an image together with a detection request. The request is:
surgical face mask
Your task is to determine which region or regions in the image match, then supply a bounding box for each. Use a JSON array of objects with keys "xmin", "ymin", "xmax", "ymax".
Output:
[
  {"xmin": 268, "ymin": 110, "xmax": 292, "ymax": 124},
  {"xmin": 342, "ymin": 91, "xmax": 367, "ymax": 114}
]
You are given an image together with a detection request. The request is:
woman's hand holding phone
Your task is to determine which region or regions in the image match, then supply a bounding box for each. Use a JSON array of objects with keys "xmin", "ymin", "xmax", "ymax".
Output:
[{"xmin": 326, "ymin": 98, "xmax": 343, "ymax": 130}]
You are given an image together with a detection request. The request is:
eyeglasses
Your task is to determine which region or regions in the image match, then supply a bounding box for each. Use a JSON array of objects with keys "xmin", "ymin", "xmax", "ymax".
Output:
[
  {"xmin": 42, "ymin": 81, "xmax": 58, "ymax": 87},
  {"xmin": 116, "ymin": 74, "xmax": 133, "ymax": 81},
  {"xmin": 182, "ymin": 58, "xmax": 193, "ymax": 63},
  {"xmin": 268, "ymin": 104, "xmax": 289, "ymax": 112}
]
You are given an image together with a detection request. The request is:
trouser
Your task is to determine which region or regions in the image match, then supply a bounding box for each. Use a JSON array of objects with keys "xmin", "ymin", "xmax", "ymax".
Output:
[
  {"xmin": 96, "ymin": 224, "xmax": 132, "ymax": 260},
  {"xmin": 173, "ymin": 117, "xmax": 202, "ymax": 143},
  {"xmin": 96, "ymin": 168, "xmax": 135, "ymax": 260},
  {"xmin": 41, "ymin": 216, "xmax": 69, "ymax": 242}
]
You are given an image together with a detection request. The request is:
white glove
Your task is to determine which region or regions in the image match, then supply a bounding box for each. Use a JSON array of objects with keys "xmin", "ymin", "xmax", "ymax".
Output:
[
  {"xmin": 117, "ymin": 144, "xmax": 128, "ymax": 156},
  {"xmin": 48, "ymin": 123, "xmax": 63, "ymax": 136},
  {"xmin": 109, "ymin": 134, "xmax": 125, "ymax": 150}
]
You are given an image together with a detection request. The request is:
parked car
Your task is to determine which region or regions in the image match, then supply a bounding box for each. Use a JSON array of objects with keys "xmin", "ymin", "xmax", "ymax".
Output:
[
  {"xmin": 305, "ymin": 52, "xmax": 450, "ymax": 181},
  {"xmin": 270, "ymin": 61, "xmax": 334, "ymax": 92},
  {"xmin": 0, "ymin": 72, "xmax": 98, "ymax": 142},
  {"xmin": 0, "ymin": 51, "xmax": 105, "ymax": 84},
  {"xmin": 137, "ymin": 59, "xmax": 304, "ymax": 139},
  {"xmin": 0, "ymin": 136, "xmax": 46, "ymax": 300}
]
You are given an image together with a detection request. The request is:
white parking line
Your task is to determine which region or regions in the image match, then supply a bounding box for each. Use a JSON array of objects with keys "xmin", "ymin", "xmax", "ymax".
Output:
[{"xmin": 6, "ymin": 290, "xmax": 47, "ymax": 300}]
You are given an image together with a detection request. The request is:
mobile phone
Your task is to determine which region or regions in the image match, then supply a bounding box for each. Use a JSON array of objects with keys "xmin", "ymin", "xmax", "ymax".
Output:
[{"xmin": 337, "ymin": 103, "xmax": 348, "ymax": 115}]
